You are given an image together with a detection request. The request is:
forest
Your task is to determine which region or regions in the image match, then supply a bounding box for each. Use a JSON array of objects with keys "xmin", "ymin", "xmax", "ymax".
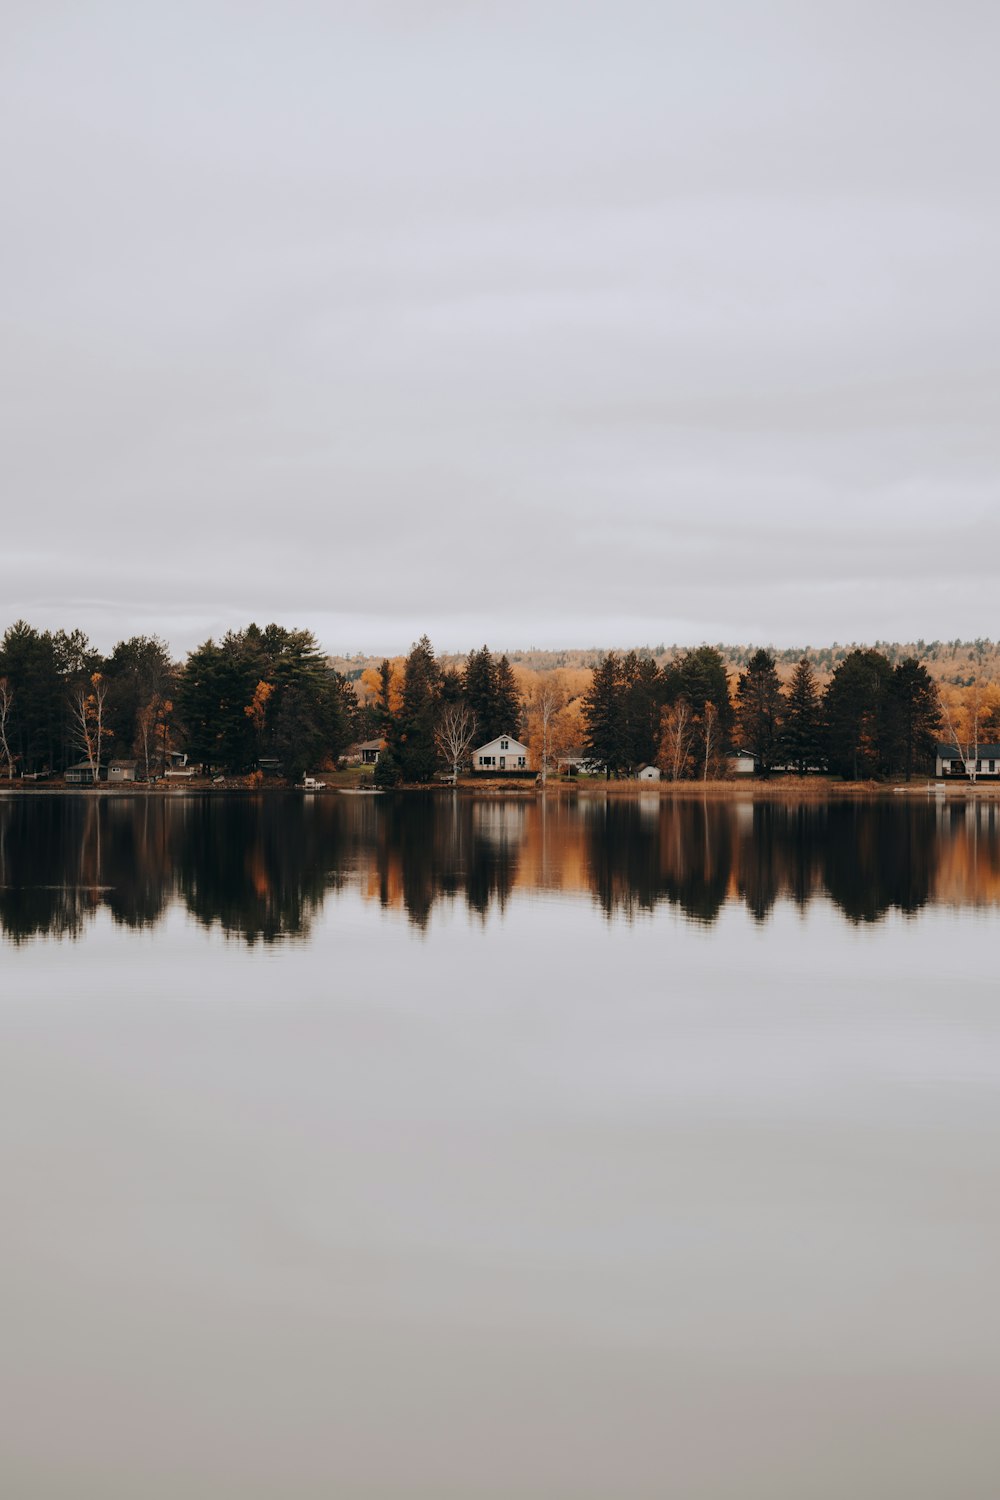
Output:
[{"xmin": 0, "ymin": 621, "xmax": 997, "ymax": 784}]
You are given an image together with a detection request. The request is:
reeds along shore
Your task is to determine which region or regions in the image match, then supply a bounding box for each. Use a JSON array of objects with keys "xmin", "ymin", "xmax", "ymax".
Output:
[{"xmin": 4, "ymin": 776, "xmax": 998, "ymax": 800}]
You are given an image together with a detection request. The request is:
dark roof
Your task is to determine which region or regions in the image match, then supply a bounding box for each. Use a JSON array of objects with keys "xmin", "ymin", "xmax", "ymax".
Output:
[
  {"xmin": 357, "ymin": 739, "xmax": 385, "ymax": 751},
  {"xmin": 936, "ymin": 743, "xmax": 1000, "ymax": 756}
]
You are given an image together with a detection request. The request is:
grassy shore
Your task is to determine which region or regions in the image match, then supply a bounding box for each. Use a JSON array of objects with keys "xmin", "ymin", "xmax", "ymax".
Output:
[{"xmin": 3, "ymin": 773, "xmax": 998, "ymax": 799}]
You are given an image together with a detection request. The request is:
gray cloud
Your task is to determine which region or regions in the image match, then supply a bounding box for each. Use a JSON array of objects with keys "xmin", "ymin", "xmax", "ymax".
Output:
[{"xmin": 2, "ymin": 1, "xmax": 998, "ymax": 655}]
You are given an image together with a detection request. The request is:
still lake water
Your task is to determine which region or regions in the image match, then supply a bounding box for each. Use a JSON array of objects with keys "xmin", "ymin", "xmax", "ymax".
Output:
[{"xmin": 1, "ymin": 792, "xmax": 999, "ymax": 1499}]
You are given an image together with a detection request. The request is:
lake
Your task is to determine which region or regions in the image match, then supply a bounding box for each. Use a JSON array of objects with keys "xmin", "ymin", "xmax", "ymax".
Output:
[{"xmin": 1, "ymin": 792, "xmax": 999, "ymax": 1499}]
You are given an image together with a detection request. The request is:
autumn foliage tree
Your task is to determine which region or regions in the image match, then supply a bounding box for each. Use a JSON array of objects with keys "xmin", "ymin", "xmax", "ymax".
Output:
[{"xmin": 70, "ymin": 673, "xmax": 109, "ymax": 781}]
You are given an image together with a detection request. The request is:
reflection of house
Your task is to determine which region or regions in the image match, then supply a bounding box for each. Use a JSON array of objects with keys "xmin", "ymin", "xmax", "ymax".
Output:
[
  {"xmin": 358, "ymin": 739, "xmax": 385, "ymax": 766},
  {"xmin": 108, "ymin": 759, "xmax": 137, "ymax": 782},
  {"xmin": 65, "ymin": 761, "xmax": 101, "ymax": 784},
  {"xmin": 936, "ymin": 743, "xmax": 1000, "ymax": 778},
  {"xmin": 472, "ymin": 734, "xmax": 530, "ymax": 773}
]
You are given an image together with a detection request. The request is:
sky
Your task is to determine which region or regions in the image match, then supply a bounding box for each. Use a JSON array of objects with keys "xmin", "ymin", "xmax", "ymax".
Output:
[{"xmin": 3, "ymin": 1, "xmax": 999, "ymax": 658}]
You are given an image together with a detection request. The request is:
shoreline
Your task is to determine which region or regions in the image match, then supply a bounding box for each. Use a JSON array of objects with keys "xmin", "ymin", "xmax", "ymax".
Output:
[{"xmin": 2, "ymin": 778, "xmax": 998, "ymax": 801}]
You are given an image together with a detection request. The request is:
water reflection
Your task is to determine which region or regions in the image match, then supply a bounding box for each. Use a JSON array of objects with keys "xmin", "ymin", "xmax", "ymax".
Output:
[{"xmin": 1, "ymin": 792, "xmax": 999, "ymax": 942}]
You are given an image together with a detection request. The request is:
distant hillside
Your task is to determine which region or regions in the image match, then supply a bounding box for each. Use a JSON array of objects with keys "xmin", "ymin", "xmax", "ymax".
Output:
[{"xmin": 330, "ymin": 639, "xmax": 999, "ymax": 687}]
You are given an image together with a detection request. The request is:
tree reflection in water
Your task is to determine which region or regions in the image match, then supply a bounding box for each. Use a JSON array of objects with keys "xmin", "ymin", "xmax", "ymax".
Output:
[{"xmin": 1, "ymin": 792, "xmax": 999, "ymax": 942}]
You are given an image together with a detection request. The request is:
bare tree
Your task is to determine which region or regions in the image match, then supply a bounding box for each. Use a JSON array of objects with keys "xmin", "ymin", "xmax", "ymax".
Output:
[
  {"xmin": 135, "ymin": 692, "xmax": 173, "ymax": 782},
  {"xmin": 702, "ymin": 700, "xmax": 719, "ymax": 781},
  {"xmin": 938, "ymin": 687, "xmax": 981, "ymax": 782},
  {"xmin": 659, "ymin": 699, "xmax": 693, "ymax": 781},
  {"xmin": 434, "ymin": 703, "xmax": 477, "ymax": 784},
  {"xmin": 0, "ymin": 678, "xmax": 15, "ymax": 779},
  {"xmin": 71, "ymin": 673, "xmax": 109, "ymax": 783},
  {"xmin": 527, "ymin": 676, "xmax": 568, "ymax": 786},
  {"xmin": 937, "ymin": 647, "xmax": 985, "ymax": 782}
]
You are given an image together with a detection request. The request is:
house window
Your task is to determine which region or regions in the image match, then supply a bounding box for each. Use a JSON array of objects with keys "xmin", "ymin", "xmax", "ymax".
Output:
[
  {"xmin": 501, "ymin": 739, "xmax": 509, "ymax": 749},
  {"xmin": 990, "ymin": 760, "xmax": 996, "ymax": 773},
  {"xmin": 517, "ymin": 757, "xmax": 525, "ymax": 767}
]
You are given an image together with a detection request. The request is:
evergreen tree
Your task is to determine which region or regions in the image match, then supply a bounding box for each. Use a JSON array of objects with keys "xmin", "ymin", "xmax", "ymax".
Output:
[
  {"xmin": 885, "ymin": 657, "xmax": 941, "ymax": 780},
  {"xmin": 103, "ymin": 635, "xmax": 173, "ymax": 755},
  {"xmin": 735, "ymin": 649, "xmax": 783, "ymax": 774},
  {"xmin": 664, "ymin": 647, "xmax": 733, "ymax": 739},
  {"xmin": 493, "ymin": 655, "xmax": 522, "ymax": 737},
  {"xmin": 664, "ymin": 646, "xmax": 732, "ymax": 775},
  {"xmin": 583, "ymin": 653, "xmax": 627, "ymax": 777},
  {"xmin": 823, "ymin": 649, "xmax": 893, "ymax": 780},
  {"xmin": 781, "ymin": 657, "xmax": 823, "ymax": 773},
  {"xmin": 391, "ymin": 636, "xmax": 441, "ymax": 782},
  {"xmin": 463, "ymin": 646, "xmax": 496, "ymax": 741},
  {"xmin": 177, "ymin": 624, "xmax": 355, "ymax": 775},
  {"xmin": 0, "ymin": 622, "xmax": 64, "ymax": 772},
  {"xmin": 622, "ymin": 652, "xmax": 664, "ymax": 771}
]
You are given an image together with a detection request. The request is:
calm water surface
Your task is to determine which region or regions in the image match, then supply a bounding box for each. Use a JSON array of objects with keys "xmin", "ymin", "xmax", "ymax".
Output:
[{"xmin": 2, "ymin": 793, "xmax": 999, "ymax": 1499}]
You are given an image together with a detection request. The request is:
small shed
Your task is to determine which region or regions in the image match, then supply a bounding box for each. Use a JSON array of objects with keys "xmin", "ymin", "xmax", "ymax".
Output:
[
  {"xmin": 727, "ymin": 750, "xmax": 756, "ymax": 776},
  {"xmin": 637, "ymin": 764, "xmax": 661, "ymax": 781},
  {"xmin": 65, "ymin": 761, "xmax": 101, "ymax": 784},
  {"xmin": 472, "ymin": 733, "xmax": 530, "ymax": 773},
  {"xmin": 108, "ymin": 759, "xmax": 137, "ymax": 783},
  {"xmin": 358, "ymin": 739, "xmax": 385, "ymax": 765}
]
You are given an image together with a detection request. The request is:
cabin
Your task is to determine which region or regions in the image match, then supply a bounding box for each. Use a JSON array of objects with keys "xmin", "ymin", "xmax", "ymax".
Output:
[
  {"xmin": 108, "ymin": 759, "xmax": 137, "ymax": 783},
  {"xmin": 358, "ymin": 739, "xmax": 385, "ymax": 766},
  {"xmin": 727, "ymin": 750, "xmax": 756, "ymax": 776},
  {"xmin": 935, "ymin": 744, "xmax": 1000, "ymax": 779},
  {"xmin": 64, "ymin": 761, "xmax": 101, "ymax": 785},
  {"xmin": 637, "ymin": 764, "xmax": 661, "ymax": 781},
  {"xmin": 472, "ymin": 733, "xmax": 530, "ymax": 773}
]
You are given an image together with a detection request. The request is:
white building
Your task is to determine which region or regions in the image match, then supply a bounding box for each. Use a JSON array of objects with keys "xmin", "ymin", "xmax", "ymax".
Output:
[
  {"xmin": 727, "ymin": 750, "xmax": 756, "ymax": 776},
  {"xmin": 472, "ymin": 733, "xmax": 530, "ymax": 773},
  {"xmin": 935, "ymin": 743, "xmax": 1000, "ymax": 778},
  {"xmin": 637, "ymin": 764, "xmax": 661, "ymax": 781}
]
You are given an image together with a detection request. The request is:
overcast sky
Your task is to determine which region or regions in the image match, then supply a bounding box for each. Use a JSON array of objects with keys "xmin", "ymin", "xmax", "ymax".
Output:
[{"xmin": 3, "ymin": 1, "xmax": 998, "ymax": 657}]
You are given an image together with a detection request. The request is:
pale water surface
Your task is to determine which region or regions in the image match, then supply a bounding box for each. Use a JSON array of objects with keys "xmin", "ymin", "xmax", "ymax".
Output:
[{"xmin": 1, "ymin": 794, "xmax": 998, "ymax": 1499}]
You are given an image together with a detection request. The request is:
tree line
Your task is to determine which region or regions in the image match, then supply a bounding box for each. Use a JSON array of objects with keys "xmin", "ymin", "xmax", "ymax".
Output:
[
  {"xmin": 584, "ymin": 645, "xmax": 951, "ymax": 780},
  {"xmin": 0, "ymin": 621, "xmax": 992, "ymax": 784},
  {"xmin": 0, "ymin": 621, "xmax": 361, "ymax": 782}
]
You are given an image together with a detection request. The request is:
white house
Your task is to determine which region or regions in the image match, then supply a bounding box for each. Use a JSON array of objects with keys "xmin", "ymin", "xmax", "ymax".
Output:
[
  {"xmin": 472, "ymin": 733, "xmax": 530, "ymax": 773},
  {"xmin": 637, "ymin": 764, "xmax": 661, "ymax": 781},
  {"xmin": 935, "ymin": 743, "xmax": 1000, "ymax": 778}
]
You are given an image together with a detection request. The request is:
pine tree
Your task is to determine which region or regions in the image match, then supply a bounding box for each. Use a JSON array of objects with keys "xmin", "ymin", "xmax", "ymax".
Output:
[
  {"xmin": 823, "ymin": 649, "xmax": 893, "ymax": 780},
  {"xmin": 582, "ymin": 653, "xmax": 627, "ymax": 778},
  {"xmin": 391, "ymin": 636, "xmax": 441, "ymax": 782},
  {"xmin": 735, "ymin": 649, "xmax": 783, "ymax": 774},
  {"xmin": 886, "ymin": 657, "xmax": 941, "ymax": 780},
  {"xmin": 493, "ymin": 655, "xmax": 522, "ymax": 739},
  {"xmin": 622, "ymin": 652, "xmax": 663, "ymax": 771},
  {"xmin": 463, "ymin": 646, "xmax": 496, "ymax": 742},
  {"xmin": 781, "ymin": 657, "xmax": 822, "ymax": 773}
]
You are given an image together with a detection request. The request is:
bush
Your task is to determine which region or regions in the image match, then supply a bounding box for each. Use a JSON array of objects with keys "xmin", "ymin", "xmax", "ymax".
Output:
[{"xmin": 373, "ymin": 751, "xmax": 401, "ymax": 787}]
